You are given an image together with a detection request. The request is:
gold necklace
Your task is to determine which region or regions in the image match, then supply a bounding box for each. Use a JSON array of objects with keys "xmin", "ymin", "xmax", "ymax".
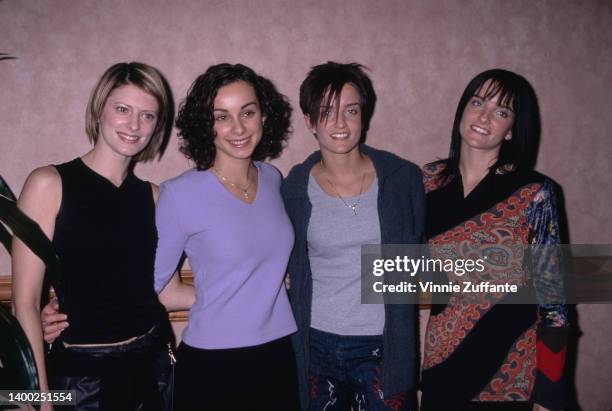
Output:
[
  {"xmin": 320, "ymin": 160, "xmax": 366, "ymax": 216},
  {"xmin": 211, "ymin": 166, "xmax": 253, "ymax": 200}
]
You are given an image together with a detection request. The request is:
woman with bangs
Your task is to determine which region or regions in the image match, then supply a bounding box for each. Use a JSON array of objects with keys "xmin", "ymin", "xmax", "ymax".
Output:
[
  {"xmin": 153, "ymin": 63, "xmax": 300, "ymax": 410},
  {"xmin": 283, "ymin": 62, "xmax": 424, "ymax": 410},
  {"xmin": 420, "ymin": 69, "xmax": 569, "ymax": 411},
  {"xmin": 13, "ymin": 62, "xmax": 177, "ymax": 410}
]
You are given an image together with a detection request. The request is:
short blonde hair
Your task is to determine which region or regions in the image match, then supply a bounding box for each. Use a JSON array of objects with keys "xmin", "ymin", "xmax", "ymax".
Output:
[{"xmin": 85, "ymin": 62, "xmax": 174, "ymax": 162}]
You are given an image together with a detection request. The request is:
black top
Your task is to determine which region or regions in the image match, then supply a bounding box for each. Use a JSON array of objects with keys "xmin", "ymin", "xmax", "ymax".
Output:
[
  {"xmin": 53, "ymin": 158, "xmax": 165, "ymax": 344},
  {"xmin": 426, "ymin": 167, "xmax": 546, "ymax": 240},
  {"xmin": 420, "ymin": 162, "xmax": 569, "ymax": 410}
]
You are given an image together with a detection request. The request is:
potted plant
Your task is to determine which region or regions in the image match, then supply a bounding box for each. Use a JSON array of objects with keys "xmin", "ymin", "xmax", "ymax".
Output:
[{"xmin": 1, "ymin": 52, "xmax": 64, "ymax": 393}]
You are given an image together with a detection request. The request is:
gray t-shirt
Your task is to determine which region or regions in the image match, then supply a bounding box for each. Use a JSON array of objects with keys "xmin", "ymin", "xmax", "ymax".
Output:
[{"xmin": 307, "ymin": 175, "xmax": 385, "ymax": 335}]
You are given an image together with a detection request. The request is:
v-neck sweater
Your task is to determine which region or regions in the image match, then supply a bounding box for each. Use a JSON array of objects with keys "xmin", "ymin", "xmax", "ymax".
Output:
[{"xmin": 154, "ymin": 162, "xmax": 297, "ymax": 349}]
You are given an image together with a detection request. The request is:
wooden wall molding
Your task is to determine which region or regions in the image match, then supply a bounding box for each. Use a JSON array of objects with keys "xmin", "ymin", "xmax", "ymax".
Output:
[
  {"xmin": 0, "ymin": 275, "xmax": 11, "ymax": 308},
  {"xmin": 0, "ymin": 271, "xmax": 195, "ymax": 322},
  {"xmin": 1, "ymin": 270, "xmax": 431, "ymax": 320}
]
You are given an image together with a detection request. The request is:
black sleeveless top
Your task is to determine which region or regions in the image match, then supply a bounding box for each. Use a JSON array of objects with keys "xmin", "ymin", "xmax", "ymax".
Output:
[{"xmin": 53, "ymin": 158, "xmax": 166, "ymax": 344}]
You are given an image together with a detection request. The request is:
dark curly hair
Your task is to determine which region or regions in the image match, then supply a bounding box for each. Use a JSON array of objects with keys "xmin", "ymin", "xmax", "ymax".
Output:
[{"xmin": 176, "ymin": 63, "xmax": 292, "ymax": 170}]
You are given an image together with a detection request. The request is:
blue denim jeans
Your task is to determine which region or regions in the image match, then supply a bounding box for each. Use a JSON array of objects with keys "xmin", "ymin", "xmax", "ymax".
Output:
[{"xmin": 308, "ymin": 328, "xmax": 409, "ymax": 411}]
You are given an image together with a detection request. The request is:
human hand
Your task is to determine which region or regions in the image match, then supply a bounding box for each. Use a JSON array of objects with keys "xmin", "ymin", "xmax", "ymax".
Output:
[
  {"xmin": 41, "ymin": 299, "xmax": 68, "ymax": 344},
  {"xmin": 533, "ymin": 403, "xmax": 550, "ymax": 411}
]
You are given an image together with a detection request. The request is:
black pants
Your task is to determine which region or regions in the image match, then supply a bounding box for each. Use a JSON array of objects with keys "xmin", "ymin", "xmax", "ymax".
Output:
[
  {"xmin": 48, "ymin": 325, "xmax": 172, "ymax": 411},
  {"xmin": 174, "ymin": 335, "xmax": 300, "ymax": 411}
]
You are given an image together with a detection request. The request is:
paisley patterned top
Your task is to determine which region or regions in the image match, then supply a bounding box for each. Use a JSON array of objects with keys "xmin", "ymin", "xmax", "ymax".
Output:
[{"xmin": 420, "ymin": 161, "xmax": 569, "ymax": 411}]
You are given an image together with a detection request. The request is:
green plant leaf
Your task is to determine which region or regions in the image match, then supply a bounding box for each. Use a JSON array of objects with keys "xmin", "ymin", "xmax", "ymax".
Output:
[
  {"xmin": 0, "ymin": 179, "xmax": 49, "ymax": 392},
  {"xmin": 0, "ymin": 195, "xmax": 64, "ymax": 300},
  {"xmin": 0, "ymin": 175, "xmax": 16, "ymax": 201},
  {"xmin": 0, "ymin": 220, "xmax": 12, "ymax": 252},
  {"xmin": 0, "ymin": 305, "xmax": 39, "ymax": 390},
  {"xmin": 0, "ymin": 52, "xmax": 17, "ymax": 61}
]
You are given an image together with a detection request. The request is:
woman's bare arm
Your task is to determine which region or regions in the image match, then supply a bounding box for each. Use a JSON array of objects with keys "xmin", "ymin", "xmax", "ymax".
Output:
[
  {"xmin": 159, "ymin": 271, "xmax": 195, "ymax": 311},
  {"xmin": 12, "ymin": 166, "xmax": 62, "ymax": 392}
]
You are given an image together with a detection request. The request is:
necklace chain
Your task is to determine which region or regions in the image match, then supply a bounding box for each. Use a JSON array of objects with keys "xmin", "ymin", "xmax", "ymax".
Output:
[
  {"xmin": 211, "ymin": 166, "xmax": 253, "ymax": 200},
  {"xmin": 320, "ymin": 160, "xmax": 366, "ymax": 216}
]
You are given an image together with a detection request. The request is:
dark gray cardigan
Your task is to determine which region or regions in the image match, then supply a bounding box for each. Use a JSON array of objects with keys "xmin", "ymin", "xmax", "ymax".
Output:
[{"xmin": 281, "ymin": 145, "xmax": 425, "ymax": 410}]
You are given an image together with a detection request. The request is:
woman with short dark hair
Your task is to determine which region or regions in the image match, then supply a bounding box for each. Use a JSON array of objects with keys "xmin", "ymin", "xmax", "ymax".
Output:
[
  {"xmin": 154, "ymin": 63, "xmax": 300, "ymax": 410},
  {"xmin": 283, "ymin": 61, "xmax": 424, "ymax": 410},
  {"xmin": 420, "ymin": 69, "xmax": 569, "ymax": 411}
]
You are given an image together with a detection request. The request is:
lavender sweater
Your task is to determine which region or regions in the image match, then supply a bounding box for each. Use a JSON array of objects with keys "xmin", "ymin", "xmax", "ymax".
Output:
[{"xmin": 154, "ymin": 162, "xmax": 297, "ymax": 349}]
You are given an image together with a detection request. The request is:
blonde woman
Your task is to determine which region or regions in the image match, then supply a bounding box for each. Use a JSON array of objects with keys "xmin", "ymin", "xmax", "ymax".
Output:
[{"xmin": 13, "ymin": 62, "xmax": 180, "ymax": 410}]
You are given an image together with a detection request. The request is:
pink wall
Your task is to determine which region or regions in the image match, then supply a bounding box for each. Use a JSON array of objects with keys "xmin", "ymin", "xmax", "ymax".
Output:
[{"xmin": 1, "ymin": 1, "xmax": 610, "ymax": 408}]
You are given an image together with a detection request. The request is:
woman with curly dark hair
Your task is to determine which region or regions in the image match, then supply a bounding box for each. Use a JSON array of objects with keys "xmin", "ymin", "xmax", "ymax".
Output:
[
  {"xmin": 175, "ymin": 64, "xmax": 291, "ymax": 171},
  {"xmin": 153, "ymin": 63, "xmax": 299, "ymax": 410}
]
